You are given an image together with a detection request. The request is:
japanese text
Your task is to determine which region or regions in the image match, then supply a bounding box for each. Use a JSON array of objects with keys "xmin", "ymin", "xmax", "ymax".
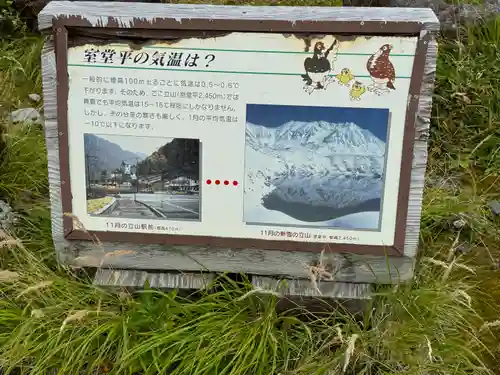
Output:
[{"xmin": 83, "ymin": 48, "xmax": 217, "ymax": 69}]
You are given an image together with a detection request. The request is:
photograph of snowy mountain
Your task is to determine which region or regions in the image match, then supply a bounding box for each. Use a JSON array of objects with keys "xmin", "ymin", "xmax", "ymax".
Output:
[{"xmin": 243, "ymin": 104, "xmax": 390, "ymax": 231}]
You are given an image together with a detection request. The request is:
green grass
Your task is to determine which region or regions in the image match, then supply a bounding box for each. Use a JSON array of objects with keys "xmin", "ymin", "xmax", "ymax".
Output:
[
  {"xmin": 87, "ymin": 197, "xmax": 114, "ymax": 214},
  {"xmin": 0, "ymin": 234, "xmax": 495, "ymax": 375},
  {"xmin": 1, "ymin": 9, "xmax": 500, "ymax": 375}
]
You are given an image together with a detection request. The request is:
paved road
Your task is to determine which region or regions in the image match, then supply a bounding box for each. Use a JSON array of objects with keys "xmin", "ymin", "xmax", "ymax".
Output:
[
  {"xmin": 105, "ymin": 197, "xmax": 159, "ymax": 219},
  {"xmin": 135, "ymin": 193, "xmax": 200, "ymax": 220},
  {"xmin": 97, "ymin": 193, "xmax": 200, "ymax": 221}
]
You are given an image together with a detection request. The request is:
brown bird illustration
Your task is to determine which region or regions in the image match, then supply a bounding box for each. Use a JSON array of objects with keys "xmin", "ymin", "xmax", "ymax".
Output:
[{"xmin": 366, "ymin": 44, "xmax": 396, "ymax": 95}]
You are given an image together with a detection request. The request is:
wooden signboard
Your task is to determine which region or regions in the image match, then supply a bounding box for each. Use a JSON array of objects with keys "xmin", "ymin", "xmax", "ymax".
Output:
[{"xmin": 39, "ymin": 1, "xmax": 439, "ymax": 298}]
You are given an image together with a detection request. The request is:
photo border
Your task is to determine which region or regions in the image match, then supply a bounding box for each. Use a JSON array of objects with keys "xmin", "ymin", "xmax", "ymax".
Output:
[
  {"xmin": 52, "ymin": 15, "xmax": 431, "ymax": 257},
  {"xmin": 83, "ymin": 133, "xmax": 202, "ymax": 222},
  {"xmin": 242, "ymin": 103, "xmax": 390, "ymax": 233}
]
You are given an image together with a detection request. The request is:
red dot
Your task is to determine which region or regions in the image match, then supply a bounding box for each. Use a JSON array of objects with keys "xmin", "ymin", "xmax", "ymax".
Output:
[
  {"xmin": 215, "ymin": 180, "xmax": 220, "ymax": 185},
  {"xmin": 233, "ymin": 180, "xmax": 238, "ymax": 186},
  {"xmin": 224, "ymin": 180, "xmax": 229, "ymax": 185},
  {"xmin": 206, "ymin": 179, "xmax": 212, "ymax": 185}
]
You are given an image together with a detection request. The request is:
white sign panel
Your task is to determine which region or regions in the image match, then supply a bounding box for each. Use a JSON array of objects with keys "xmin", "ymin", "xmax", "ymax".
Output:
[{"xmin": 66, "ymin": 32, "xmax": 418, "ymax": 247}]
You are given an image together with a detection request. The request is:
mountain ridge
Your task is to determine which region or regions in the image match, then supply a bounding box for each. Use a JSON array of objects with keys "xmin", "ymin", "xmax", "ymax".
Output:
[
  {"xmin": 246, "ymin": 120, "xmax": 385, "ymax": 156},
  {"xmin": 83, "ymin": 134, "xmax": 146, "ymax": 180}
]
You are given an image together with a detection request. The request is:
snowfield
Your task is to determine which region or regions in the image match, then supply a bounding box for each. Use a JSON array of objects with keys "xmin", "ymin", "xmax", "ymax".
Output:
[{"xmin": 244, "ymin": 119, "xmax": 386, "ymax": 230}]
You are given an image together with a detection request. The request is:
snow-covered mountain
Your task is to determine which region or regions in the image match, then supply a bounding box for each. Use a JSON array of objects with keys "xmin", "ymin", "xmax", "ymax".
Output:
[
  {"xmin": 244, "ymin": 120, "xmax": 386, "ymax": 228},
  {"xmin": 246, "ymin": 120, "xmax": 384, "ymax": 154}
]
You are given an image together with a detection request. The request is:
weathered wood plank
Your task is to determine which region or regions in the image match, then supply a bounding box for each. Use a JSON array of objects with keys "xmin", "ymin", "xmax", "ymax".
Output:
[
  {"xmin": 253, "ymin": 276, "xmax": 372, "ymax": 314},
  {"xmin": 93, "ymin": 268, "xmax": 215, "ymax": 290},
  {"xmin": 92, "ymin": 269, "xmax": 371, "ymax": 315},
  {"xmin": 252, "ymin": 276, "xmax": 372, "ymax": 299},
  {"xmin": 74, "ymin": 244, "xmax": 414, "ymax": 283},
  {"xmin": 38, "ymin": 1, "xmax": 440, "ymax": 32},
  {"xmin": 28, "ymin": 0, "xmax": 500, "ymax": 39},
  {"xmin": 41, "ymin": 39, "xmax": 76, "ymax": 265},
  {"xmin": 404, "ymin": 38, "xmax": 438, "ymax": 258}
]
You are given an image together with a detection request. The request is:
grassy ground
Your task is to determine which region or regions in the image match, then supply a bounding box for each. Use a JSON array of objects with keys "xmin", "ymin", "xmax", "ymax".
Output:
[
  {"xmin": 87, "ymin": 197, "xmax": 114, "ymax": 214},
  {"xmin": 1, "ymin": 8, "xmax": 500, "ymax": 375}
]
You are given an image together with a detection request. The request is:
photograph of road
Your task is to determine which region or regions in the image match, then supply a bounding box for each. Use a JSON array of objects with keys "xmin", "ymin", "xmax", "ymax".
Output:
[{"xmin": 84, "ymin": 133, "xmax": 200, "ymax": 221}]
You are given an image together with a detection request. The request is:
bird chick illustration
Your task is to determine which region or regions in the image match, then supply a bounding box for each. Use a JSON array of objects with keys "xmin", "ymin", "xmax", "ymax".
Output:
[
  {"xmin": 336, "ymin": 68, "xmax": 354, "ymax": 86},
  {"xmin": 366, "ymin": 44, "xmax": 396, "ymax": 95},
  {"xmin": 349, "ymin": 81, "xmax": 366, "ymax": 101},
  {"xmin": 301, "ymin": 39, "xmax": 339, "ymax": 95}
]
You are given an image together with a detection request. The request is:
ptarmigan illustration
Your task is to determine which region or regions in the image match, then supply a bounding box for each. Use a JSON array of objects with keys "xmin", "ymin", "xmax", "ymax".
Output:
[
  {"xmin": 336, "ymin": 68, "xmax": 355, "ymax": 86},
  {"xmin": 301, "ymin": 39, "xmax": 339, "ymax": 95},
  {"xmin": 366, "ymin": 44, "xmax": 396, "ymax": 95},
  {"xmin": 349, "ymin": 81, "xmax": 366, "ymax": 101}
]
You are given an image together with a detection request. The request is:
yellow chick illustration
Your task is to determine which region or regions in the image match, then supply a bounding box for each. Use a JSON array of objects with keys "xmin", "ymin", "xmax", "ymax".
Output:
[
  {"xmin": 349, "ymin": 81, "xmax": 366, "ymax": 101},
  {"xmin": 336, "ymin": 68, "xmax": 354, "ymax": 86}
]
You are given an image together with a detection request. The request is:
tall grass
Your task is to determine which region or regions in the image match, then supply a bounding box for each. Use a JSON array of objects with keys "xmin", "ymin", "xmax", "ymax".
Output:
[{"xmin": 0, "ymin": 227, "xmax": 495, "ymax": 374}]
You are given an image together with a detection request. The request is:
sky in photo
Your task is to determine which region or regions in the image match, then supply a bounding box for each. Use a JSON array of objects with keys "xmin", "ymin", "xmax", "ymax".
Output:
[
  {"xmin": 93, "ymin": 134, "xmax": 172, "ymax": 156},
  {"xmin": 246, "ymin": 104, "xmax": 390, "ymax": 142}
]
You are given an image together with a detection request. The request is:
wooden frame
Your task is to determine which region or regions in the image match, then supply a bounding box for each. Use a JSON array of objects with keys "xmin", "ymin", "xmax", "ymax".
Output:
[{"xmin": 40, "ymin": 1, "xmax": 439, "ymax": 292}]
